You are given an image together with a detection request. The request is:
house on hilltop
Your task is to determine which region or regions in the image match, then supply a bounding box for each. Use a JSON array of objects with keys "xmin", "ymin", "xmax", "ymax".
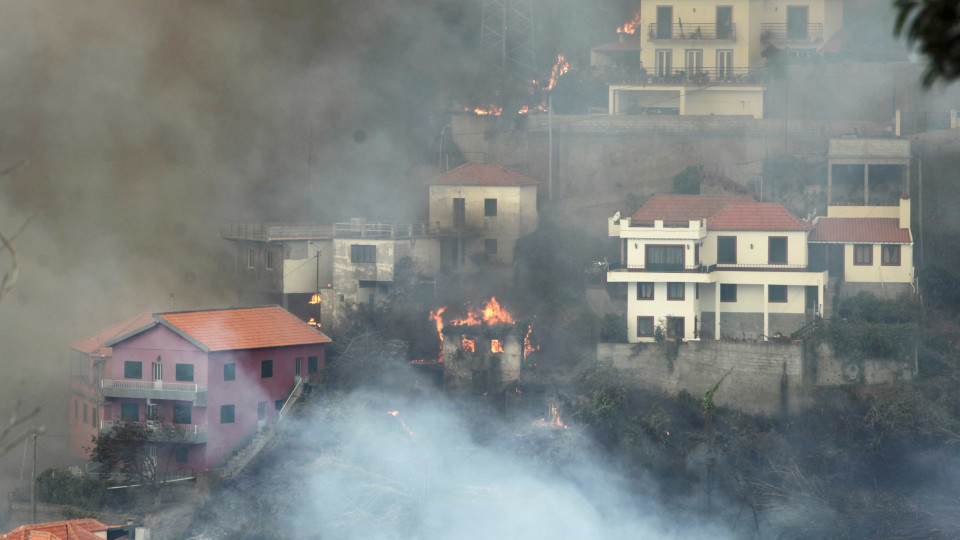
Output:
[
  {"xmin": 608, "ymin": 194, "xmax": 827, "ymax": 342},
  {"xmin": 428, "ymin": 163, "xmax": 539, "ymax": 271},
  {"xmin": 69, "ymin": 306, "xmax": 330, "ymax": 471},
  {"xmin": 0, "ymin": 518, "xmax": 128, "ymax": 540}
]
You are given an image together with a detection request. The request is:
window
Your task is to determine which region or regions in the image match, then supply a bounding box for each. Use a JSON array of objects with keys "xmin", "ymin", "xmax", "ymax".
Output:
[
  {"xmin": 637, "ymin": 316, "xmax": 655, "ymax": 337},
  {"xmin": 350, "ymin": 244, "xmax": 376, "ymax": 264},
  {"xmin": 258, "ymin": 401, "xmax": 267, "ymax": 421},
  {"xmin": 656, "ymin": 49, "xmax": 673, "ymax": 77},
  {"xmin": 646, "ymin": 245, "xmax": 684, "ymax": 272},
  {"xmin": 124, "ymin": 361, "xmax": 142, "ymax": 379},
  {"xmin": 83, "ymin": 403, "xmax": 87, "ymax": 424},
  {"xmin": 275, "ymin": 400, "xmax": 284, "ymax": 411},
  {"xmin": 358, "ymin": 280, "xmax": 376, "ymax": 288},
  {"xmin": 175, "ymin": 447, "xmax": 189, "ymax": 464},
  {"xmin": 173, "ymin": 404, "xmax": 192, "ymax": 424},
  {"xmin": 695, "ymin": 283, "xmax": 700, "ymax": 299},
  {"xmin": 175, "ymin": 364, "xmax": 194, "ymax": 382},
  {"xmin": 685, "ymin": 49, "xmax": 703, "ymax": 76},
  {"xmin": 453, "ymin": 198, "xmax": 466, "ymax": 228},
  {"xmin": 220, "ymin": 404, "xmax": 235, "ymax": 424},
  {"xmin": 656, "ymin": 6, "xmax": 673, "ymax": 38},
  {"xmin": 121, "ymin": 402, "xmax": 139, "ymax": 422},
  {"xmin": 786, "ymin": 5, "xmax": 809, "ymax": 39},
  {"xmin": 882, "ymin": 245, "xmax": 901, "ymax": 266},
  {"xmin": 224, "ymin": 363, "xmax": 236, "ymax": 381},
  {"xmin": 266, "ymin": 250, "xmax": 274, "ymax": 270},
  {"xmin": 667, "ymin": 282, "xmax": 685, "ymax": 300},
  {"xmin": 720, "ymin": 283, "xmax": 737, "ymax": 302},
  {"xmin": 484, "ymin": 198, "xmax": 498, "ymax": 217},
  {"xmin": 716, "ymin": 6, "xmax": 733, "ymax": 39},
  {"xmin": 308, "ymin": 356, "xmax": 319, "ymax": 374},
  {"xmin": 261, "ymin": 360, "xmax": 273, "ymax": 378},
  {"xmin": 717, "ymin": 49, "xmax": 734, "ymax": 80},
  {"xmin": 92, "ymin": 407, "xmax": 98, "ymax": 428},
  {"xmin": 247, "ymin": 248, "xmax": 255, "ymax": 268},
  {"xmin": 295, "ymin": 357, "xmax": 302, "ymax": 376},
  {"xmin": 146, "ymin": 403, "xmax": 159, "ymax": 421},
  {"xmin": 637, "ymin": 282, "xmax": 654, "ymax": 300},
  {"xmin": 717, "ymin": 236, "xmax": 737, "ymax": 264},
  {"xmin": 769, "ymin": 285, "xmax": 787, "ymax": 303},
  {"xmin": 666, "ymin": 317, "xmax": 685, "ymax": 339},
  {"xmin": 769, "ymin": 237, "xmax": 788, "ymax": 264},
  {"xmin": 153, "ymin": 361, "xmax": 162, "ymax": 382},
  {"xmin": 485, "ymin": 239, "xmax": 498, "ymax": 255},
  {"xmin": 854, "ymin": 244, "xmax": 873, "ymax": 265}
]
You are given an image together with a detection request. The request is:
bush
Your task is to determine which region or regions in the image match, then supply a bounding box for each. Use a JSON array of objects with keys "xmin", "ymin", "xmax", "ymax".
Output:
[
  {"xmin": 599, "ymin": 313, "xmax": 627, "ymax": 343},
  {"xmin": 672, "ymin": 166, "xmax": 701, "ymax": 194},
  {"xmin": 36, "ymin": 468, "xmax": 106, "ymax": 507},
  {"xmin": 837, "ymin": 292, "xmax": 918, "ymax": 324}
]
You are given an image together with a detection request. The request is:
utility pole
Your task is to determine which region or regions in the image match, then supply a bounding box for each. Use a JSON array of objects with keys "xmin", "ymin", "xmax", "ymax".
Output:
[
  {"xmin": 548, "ymin": 94, "xmax": 553, "ymax": 200},
  {"xmin": 31, "ymin": 432, "xmax": 37, "ymax": 523}
]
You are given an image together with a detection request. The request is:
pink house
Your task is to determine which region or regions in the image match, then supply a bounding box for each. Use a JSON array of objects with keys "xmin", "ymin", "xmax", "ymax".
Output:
[{"xmin": 84, "ymin": 306, "xmax": 330, "ymax": 471}]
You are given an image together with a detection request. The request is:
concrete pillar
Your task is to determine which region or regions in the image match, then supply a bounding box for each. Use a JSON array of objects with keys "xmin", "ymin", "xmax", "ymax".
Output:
[
  {"xmin": 895, "ymin": 109, "xmax": 901, "ymax": 136},
  {"xmin": 609, "ymin": 87, "xmax": 615, "ymax": 114},
  {"xmin": 827, "ymin": 163, "xmax": 833, "ymax": 206},
  {"xmin": 762, "ymin": 284, "xmax": 769, "ymax": 341},
  {"xmin": 679, "ymin": 90, "xmax": 686, "ymax": 116},
  {"xmin": 818, "ymin": 277, "xmax": 825, "ymax": 319},
  {"xmin": 715, "ymin": 281, "xmax": 721, "ymax": 339}
]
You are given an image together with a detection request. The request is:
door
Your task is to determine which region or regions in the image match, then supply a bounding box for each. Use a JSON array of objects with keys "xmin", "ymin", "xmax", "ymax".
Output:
[
  {"xmin": 656, "ymin": 49, "xmax": 673, "ymax": 78},
  {"xmin": 716, "ymin": 50, "xmax": 733, "ymax": 80},
  {"xmin": 827, "ymin": 244, "xmax": 844, "ymax": 278},
  {"xmin": 453, "ymin": 198, "xmax": 465, "ymax": 229},
  {"xmin": 805, "ymin": 285, "xmax": 819, "ymax": 320},
  {"xmin": 152, "ymin": 360, "xmax": 162, "ymax": 390},
  {"xmin": 685, "ymin": 49, "xmax": 703, "ymax": 77},
  {"xmin": 295, "ymin": 357, "xmax": 302, "ymax": 377},
  {"xmin": 716, "ymin": 6, "xmax": 732, "ymax": 39},
  {"xmin": 787, "ymin": 6, "xmax": 808, "ymax": 39},
  {"xmin": 656, "ymin": 6, "xmax": 673, "ymax": 39}
]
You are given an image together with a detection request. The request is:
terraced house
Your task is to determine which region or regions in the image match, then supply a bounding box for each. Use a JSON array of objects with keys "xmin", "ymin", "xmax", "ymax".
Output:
[
  {"xmin": 69, "ymin": 306, "xmax": 330, "ymax": 471},
  {"xmin": 607, "ymin": 195, "xmax": 827, "ymax": 342}
]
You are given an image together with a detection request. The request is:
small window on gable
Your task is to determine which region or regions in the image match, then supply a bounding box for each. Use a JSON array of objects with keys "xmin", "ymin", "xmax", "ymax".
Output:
[
  {"xmin": 484, "ymin": 198, "xmax": 498, "ymax": 217},
  {"xmin": 720, "ymin": 283, "xmax": 737, "ymax": 302},
  {"xmin": 882, "ymin": 245, "xmax": 901, "ymax": 266},
  {"xmin": 717, "ymin": 237, "xmax": 737, "ymax": 264},
  {"xmin": 769, "ymin": 285, "xmax": 787, "ymax": 303},
  {"xmin": 637, "ymin": 282, "xmax": 654, "ymax": 300},
  {"xmin": 769, "ymin": 237, "xmax": 787, "ymax": 264},
  {"xmin": 854, "ymin": 244, "xmax": 873, "ymax": 265}
]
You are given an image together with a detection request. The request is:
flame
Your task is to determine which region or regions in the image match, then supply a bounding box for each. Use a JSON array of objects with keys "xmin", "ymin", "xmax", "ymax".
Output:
[
  {"xmin": 307, "ymin": 317, "xmax": 320, "ymax": 327},
  {"xmin": 387, "ymin": 411, "xmax": 414, "ymax": 436},
  {"xmin": 616, "ymin": 11, "xmax": 642, "ymax": 34},
  {"xmin": 387, "ymin": 410, "xmax": 399, "ymax": 416},
  {"xmin": 518, "ymin": 105, "xmax": 529, "ymax": 115},
  {"xmin": 461, "ymin": 336, "xmax": 475, "ymax": 353},
  {"xmin": 449, "ymin": 297, "xmax": 514, "ymax": 326},
  {"xmin": 523, "ymin": 324, "xmax": 539, "ymax": 360},
  {"xmin": 430, "ymin": 307, "xmax": 446, "ymax": 363},
  {"xmin": 546, "ymin": 54, "xmax": 570, "ymax": 91},
  {"xmin": 309, "ymin": 293, "xmax": 321, "ymax": 304},
  {"xmin": 491, "ymin": 339, "xmax": 504, "ymax": 353},
  {"xmin": 539, "ymin": 403, "xmax": 568, "ymax": 429},
  {"xmin": 466, "ymin": 106, "xmax": 503, "ymax": 116}
]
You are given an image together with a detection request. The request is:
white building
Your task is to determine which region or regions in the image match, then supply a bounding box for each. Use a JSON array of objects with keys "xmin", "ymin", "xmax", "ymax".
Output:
[
  {"xmin": 428, "ymin": 163, "xmax": 538, "ymax": 271},
  {"xmin": 608, "ymin": 195, "xmax": 827, "ymax": 342},
  {"xmin": 606, "ymin": 0, "xmax": 843, "ymax": 118}
]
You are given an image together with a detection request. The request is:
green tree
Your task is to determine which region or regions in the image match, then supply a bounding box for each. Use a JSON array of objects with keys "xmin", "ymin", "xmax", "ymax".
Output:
[
  {"xmin": 88, "ymin": 420, "xmax": 195, "ymax": 491},
  {"xmin": 672, "ymin": 166, "xmax": 701, "ymax": 195}
]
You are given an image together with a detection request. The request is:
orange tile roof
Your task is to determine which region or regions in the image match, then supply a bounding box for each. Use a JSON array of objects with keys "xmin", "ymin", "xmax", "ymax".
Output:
[
  {"xmin": 429, "ymin": 163, "xmax": 538, "ymax": 186},
  {"xmin": 707, "ymin": 203, "xmax": 811, "ymax": 231},
  {"xmin": 809, "ymin": 217, "xmax": 912, "ymax": 243},
  {"xmin": 70, "ymin": 313, "xmax": 156, "ymax": 356},
  {"xmin": 629, "ymin": 195, "xmax": 755, "ymax": 224},
  {"xmin": 2, "ymin": 518, "xmax": 112, "ymax": 540},
  {"xmin": 154, "ymin": 306, "xmax": 332, "ymax": 352}
]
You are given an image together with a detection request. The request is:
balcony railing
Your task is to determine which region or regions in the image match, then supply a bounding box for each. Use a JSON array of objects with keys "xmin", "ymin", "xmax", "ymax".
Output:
[
  {"xmin": 625, "ymin": 264, "xmax": 705, "ymax": 273},
  {"xmin": 334, "ymin": 221, "xmax": 432, "ymax": 239},
  {"xmin": 100, "ymin": 420, "xmax": 208, "ymax": 444},
  {"xmin": 711, "ymin": 263, "xmax": 810, "ymax": 271},
  {"xmin": 606, "ymin": 67, "xmax": 765, "ymax": 87},
  {"xmin": 101, "ymin": 379, "xmax": 207, "ymax": 406},
  {"xmin": 622, "ymin": 263, "xmax": 812, "ymax": 272},
  {"xmin": 647, "ymin": 22, "xmax": 737, "ymax": 40},
  {"xmin": 760, "ymin": 23, "xmax": 824, "ymax": 42}
]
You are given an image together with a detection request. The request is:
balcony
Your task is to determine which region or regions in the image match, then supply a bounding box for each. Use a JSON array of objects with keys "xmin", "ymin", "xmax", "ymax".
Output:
[
  {"xmin": 101, "ymin": 380, "xmax": 207, "ymax": 406},
  {"xmin": 647, "ymin": 22, "xmax": 737, "ymax": 41},
  {"xmin": 710, "ymin": 263, "xmax": 810, "ymax": 271},
  {"xmin": 760, "ymin": 23, "xmax": 824, "ymax": 42},
  {"xmin": 334, "ymin": 221, "xmax": 433, "ymax": 239},
  {"xmin": 100, "ymin": 420, "xmax": 208, "ymax": 444},
  {"xmin": 604, "ymin": 67, "xmax": 765, "ymax": 87}
]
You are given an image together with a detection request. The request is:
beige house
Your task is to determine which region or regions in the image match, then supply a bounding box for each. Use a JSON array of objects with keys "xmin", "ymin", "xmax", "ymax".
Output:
[
  {"xmin": 428, "ymin": 163, "xmax": 539, "ymax": 271},
  {"xmin": 606, "ymin": 0, "xmax": 843, "ymax": 118},
  {"xmin": 608, "ymin": 195, "xmax": 827, "ymax": 342}
]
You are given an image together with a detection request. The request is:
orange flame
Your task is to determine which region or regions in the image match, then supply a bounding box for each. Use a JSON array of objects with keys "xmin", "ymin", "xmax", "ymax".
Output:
[
  {"xmin": 523, "ymin": 324, "xmax": 539, "ymax": 360},
  {"xmin": 546, "ymin": 54, "xmax": 570, "ymax": 91},
  {"xmin": 491, "ymin": 339, "xmax": 504, "ymax": 353},
  {"xmin": 387, "ymin": 410, "xmax": 414, "ymax": 436},
  {"xmin": 461, "ymin": 336, "xmax": 475, "ymax": 353},
  {"xmin": 466, "ymin": 106, "xmax": 503, "ymax": 116},
  {"xmin": 309, "ymin": 293, "xmax": 321, "ymax": 304},
  {"xmin": 307, "ymin": 317, "xmax": 320, "ymax": 327},
  {"xmin": 449, "ymin": 297, "xmax": 514, "ymax": 326},
  {"xmin": 540, "ymin": 404, "xmax": 568, "ymax": 429},
  {"xmin": 616, "ymin": 11, "xmax": 642, "ymax": 34},
  {"xmin": 430, "ymin": 307, "xmax": 446, "ymax": 363},
  {"xmin": 518, "ymin": 105, "xmax": 530, "ymax": 115}
]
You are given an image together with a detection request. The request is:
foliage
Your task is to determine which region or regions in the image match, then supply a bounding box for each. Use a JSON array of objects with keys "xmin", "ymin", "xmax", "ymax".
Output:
[
  {"xmin": 920, "ymin": 266, "xmax": 960, "ymax": 313},
  {"xmin": 822, "ymin": 320, "xmax": 917, "ymax": 358},
  {"xmin": 36, "ymin": 468, "xmax": 107, "ymax": 507},
  {"xmin": 598, "ymin": 313, "xmax": 627, "ymax": 343},
  {"xmin": 837, "ymin": 291, "xmax": 919, "ymax": 324},
  {"xmin": 88, "ymin": 420, "xmax": 194, "ymax": 487},
  {"xmin": 671, "ymin": 166, "xmax": 701, "ymax": 195},
  {"xmin": 894, "ymin": 0, "xmax": 960, "ymax": 87}
]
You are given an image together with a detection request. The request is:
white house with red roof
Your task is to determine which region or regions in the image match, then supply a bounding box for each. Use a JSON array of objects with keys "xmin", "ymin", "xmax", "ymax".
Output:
[
  {"xmin": 74, "ymin": 306, "xmax": 330, "ymax": 471},
  {"xmin": 428, "ymin": 162, "xmax": 538, "ymax": 270},
  {"xmin": 608, "ymin": 194, "xmax": 827, "ymax": 342}
]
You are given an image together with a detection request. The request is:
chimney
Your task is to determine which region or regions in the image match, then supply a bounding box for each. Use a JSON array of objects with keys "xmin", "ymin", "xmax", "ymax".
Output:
[{"xmin": 899, "ymin": 192, "xmax": 910, "ymax": 229}]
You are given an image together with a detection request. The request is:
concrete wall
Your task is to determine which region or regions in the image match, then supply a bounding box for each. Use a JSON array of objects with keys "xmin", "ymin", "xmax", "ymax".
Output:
[
  {"xmin": 814, "ymin": 342, "xmax": 914, "ymax": 385},
  {"xmin": 842, "ymin": 243, "xmax": 914, "ymax": 284},
  {"xmin": 282, "ymin": 239, "xmax": 333, "ymax": 294},
  {"xmin": 598, "ymin": 340, "xmax": 805, "ymax": 415}
]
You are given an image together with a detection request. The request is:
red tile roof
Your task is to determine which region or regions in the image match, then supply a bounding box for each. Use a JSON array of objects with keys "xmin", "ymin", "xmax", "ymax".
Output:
[
  {"xmin": 707, "ymin": 203, "xmax": 811, "ymax": 231},
  {"xmin": 155, "ymin": 306, "xmax": 332, "ymax": 352},
  {"xmin": 629, "ymin": 195, "xmax": 755, "ymax": 224},
  {"xmin": 809, "ymin": 217, "xmax": 912, "ymax": 243},
  {"xmin": 429, "ymin": 163, "xmax": 538, "ymax": 186},
  {"xmin": 70, "ymin": 313, "xmax": 156, "ymax": 357},
  {"xmin": 2, "ymin": 518, "xmax": 112, "ymax": 540}
]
